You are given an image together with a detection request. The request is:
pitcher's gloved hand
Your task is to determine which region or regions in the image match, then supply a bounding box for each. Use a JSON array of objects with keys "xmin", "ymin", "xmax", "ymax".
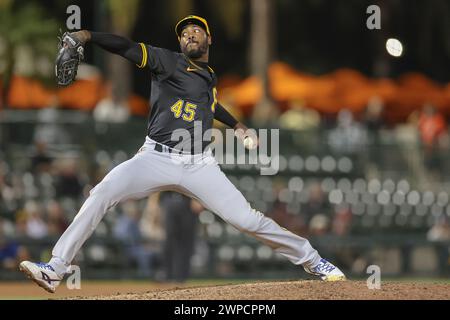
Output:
[{"xmin": 55, "ymin": 31, "xmax": 90, "ymax": 86}]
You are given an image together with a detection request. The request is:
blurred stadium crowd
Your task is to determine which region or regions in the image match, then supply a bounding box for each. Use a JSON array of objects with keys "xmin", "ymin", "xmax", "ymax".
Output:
[
  {"xmin": 1, "ymin": 0, "xmax": 450, "ymax": 280},
  {"xmin": 1, "ymin": 96, "xmax": 450, "ymax": 279}
]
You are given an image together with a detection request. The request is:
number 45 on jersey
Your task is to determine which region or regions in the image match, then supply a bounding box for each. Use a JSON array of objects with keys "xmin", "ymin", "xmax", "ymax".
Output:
[{"xmin": 170, "ymin": 88, "xmax": 218, "ymax": 122}]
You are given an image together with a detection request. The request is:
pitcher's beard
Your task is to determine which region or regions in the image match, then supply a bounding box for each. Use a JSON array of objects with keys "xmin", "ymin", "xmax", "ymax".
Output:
[{"xmin": 182, "ymin": 43, "xmax": 208, "ymax": 59}]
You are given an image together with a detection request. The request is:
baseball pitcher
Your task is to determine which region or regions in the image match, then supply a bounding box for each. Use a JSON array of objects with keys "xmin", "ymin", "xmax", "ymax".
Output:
[{"xmin": 20, "ymin": 15, "xmax": 345, "ymax": 293}]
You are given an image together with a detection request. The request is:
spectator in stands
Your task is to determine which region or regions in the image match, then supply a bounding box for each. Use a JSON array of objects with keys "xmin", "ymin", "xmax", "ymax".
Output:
[
  {"xmin": 46, "ymin": 200, "xmax": 68, "ymax": 236},
  {"xmin": 54, "ymin": 158, "xmax": 83, "ymax": 199},
  {"xmin": 0, "ymin": 217, "xmax": 15, "ymax": 238},
  {"xmin": 302, "ymin": 181, "xmax": 330, "ymax": 227},
  {"xmin": 418, "ymin": 103, "xmax": 447, "ymax": 147},
  {"xmin": 362, "ymin": 96, "xmax": 385, "ymax": 171},
  {"xmin": 427, "ymin": 216, "xmax": 450, "ymax": 242},
  {"xmin": 0, "ymin": 163, "xmax": 21, "ymax": 219},
  {"xmin": 159, "ymin": 191, "xmax": 200, "ymax": 282},
  {"xmin": 140, "ymin": 193, "xmax": 165, "ymax": 242},
  {"xmin": 279, "ymin": 99, "xmax": 321, "ymax": 131},
  {"xmin": 93, "ymin": 82, "xmax": 130, "ymax": 123},
  {"xmin": 270, "ymin": 200, "xmax": 306, "ymax": 237},
  {"xmin": 0, "ymin": 230, "xmax": 30, "ymax": 271},
  {"xmin": 416, "ymin": 103, "xmax": 448, "ymax": 174},
  {"xmin": 0, "ymin": 162, "xmax": 11, "ymax": 216},
  {"xmin": 328, "ymin": 108, "xmax": 368, "ymax": 154},
  {"xmin": 24, "ymin": 200, "xmax": 48, "ymax": 239},
  {"xmin": 331, "ymin": 204, "xmax": 353, "ymax": 236},
  {"xmin": 309, "ymin": 214, "xmax": 330, "ymax": 236},
  {"xmin": 33, "ymin": 95, "xmax": 71, "ymax": 145},
  {"xmin": 113, "ymin": 200, "xmax": 156, "ymax": 278},
  {"xmin": 14, "ymin": 213, "xmax": 28, "ymax": 237},
  {"xmin": 363, "ymin": 96, "xmax": 385, "ymax": 144},
  {"xmin": 30, "ymin": 140, "xmax": 52, "ymax": 174}
]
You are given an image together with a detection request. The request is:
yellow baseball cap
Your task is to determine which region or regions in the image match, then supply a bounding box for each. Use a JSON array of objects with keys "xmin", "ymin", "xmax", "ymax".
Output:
[{"xmin": 175, "ymin": 15, "xmax": 211, "ymax": 38}]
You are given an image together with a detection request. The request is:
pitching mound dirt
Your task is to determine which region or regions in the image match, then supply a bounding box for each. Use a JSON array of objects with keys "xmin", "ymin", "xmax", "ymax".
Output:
[{"xmin": 69, "ymin": 280, "xmax": 450, "ymax": 300}]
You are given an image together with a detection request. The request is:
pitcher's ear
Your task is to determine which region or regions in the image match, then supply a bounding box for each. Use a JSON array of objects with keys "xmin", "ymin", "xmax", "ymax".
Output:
[{"xmin": 208, "ymin": 35, "xmax": 212, "ymax": 45}]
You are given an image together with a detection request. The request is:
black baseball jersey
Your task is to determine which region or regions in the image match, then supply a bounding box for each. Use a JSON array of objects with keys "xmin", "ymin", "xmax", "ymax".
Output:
[
  {"xmin": 139, "ymin": 44, "xmax": 218, "ymax": 153},
  {"xmin": 89, "ymin": 32, "xmax": 238, "ymax": 153}
]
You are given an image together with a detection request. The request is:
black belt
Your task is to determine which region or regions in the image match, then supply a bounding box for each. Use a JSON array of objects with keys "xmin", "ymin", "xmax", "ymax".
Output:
[
  {"xmin": 153, "ymin": 142, "xmax": 208, "ymax": 155},
  {"xmin": 154, "ymin": 143, "xmax": 184, "ymax": 154}
]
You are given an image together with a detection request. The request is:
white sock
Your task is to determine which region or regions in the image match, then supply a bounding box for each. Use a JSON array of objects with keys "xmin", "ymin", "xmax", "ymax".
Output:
[
  {"xmin": 305, "ymin": 255, "xmax": 323, "ymax": 269},
  {"xmin": 49, "ymin": 256, "xmax": 71, "ymax": 278}
]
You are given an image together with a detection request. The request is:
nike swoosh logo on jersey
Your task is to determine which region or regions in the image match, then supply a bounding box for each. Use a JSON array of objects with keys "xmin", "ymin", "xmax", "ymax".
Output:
[{"xmin": 187, "ymin": 67, "xmax": 198, "ymax": 72}]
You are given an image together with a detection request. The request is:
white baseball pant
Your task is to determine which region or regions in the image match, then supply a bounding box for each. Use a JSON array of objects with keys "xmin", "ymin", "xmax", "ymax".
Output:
[{"xmin": 49, "ymin": 137, "xmax": 322, "ymax": 276}]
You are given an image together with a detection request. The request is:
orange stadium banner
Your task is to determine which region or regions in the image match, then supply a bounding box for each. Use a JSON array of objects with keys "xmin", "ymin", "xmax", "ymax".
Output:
[
  {"xmin": 220, "ymin": 62, "xmax": 450, "ymax": 122},
  {"xmin": 4, "ymin": 63, "xmax": 450, "ymax": 122},
  {"xmin": 6, "ymin": 75, "xmax": 149, "ymax": 116}
]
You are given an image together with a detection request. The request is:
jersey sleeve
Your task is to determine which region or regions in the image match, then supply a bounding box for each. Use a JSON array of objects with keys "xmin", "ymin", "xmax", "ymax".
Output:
[
  {"xmin": 214, "ymin": 103, "xmax": 239, "ymax": 128},
  {"xmin": 136, "ymin": 44, "xmax": 178, "ymax": 76},
  {"xmin": 90, "ymin": 32, "xmax": 143, "ymax": 66}
]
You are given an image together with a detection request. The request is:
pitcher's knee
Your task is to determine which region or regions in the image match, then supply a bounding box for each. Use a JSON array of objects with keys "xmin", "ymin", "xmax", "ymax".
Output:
[{"xmin": 226, "ymin": 208, "xmax": 265, "ymax": 233}]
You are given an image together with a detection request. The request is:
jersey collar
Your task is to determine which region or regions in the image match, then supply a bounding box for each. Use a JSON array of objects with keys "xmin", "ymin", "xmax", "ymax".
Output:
[{"xmin": 184, "ymin": 55, "xmax": 215, "ymax": 73}]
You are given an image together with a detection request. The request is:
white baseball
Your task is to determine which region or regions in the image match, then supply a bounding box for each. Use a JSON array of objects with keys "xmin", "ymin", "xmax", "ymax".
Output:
[{"xmin": 243, "ymin": 136, "xmax": 256, "ymax": 149}]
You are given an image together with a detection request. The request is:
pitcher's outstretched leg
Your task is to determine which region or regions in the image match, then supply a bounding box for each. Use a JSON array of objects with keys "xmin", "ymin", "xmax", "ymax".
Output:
[
  {"xmin": 182, "ymin": 162, "xmax": 346, "ymax": 281},
  {"xmin": 19, "ymin": 149, "xmax": 170, "ymax": 292}
]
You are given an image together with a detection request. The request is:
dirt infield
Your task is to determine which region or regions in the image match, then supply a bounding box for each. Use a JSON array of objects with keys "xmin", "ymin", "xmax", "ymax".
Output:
[
  {"xmin": 0, "ymin": 281, "xmax": 186, "ymax": 299},
  {"xmin": 1, "ymin": 280, "xmax": 449, "ymax": 300},
  {"xmin": 71, "ymin": 280, "xmax": 450, "ymax": 300}
]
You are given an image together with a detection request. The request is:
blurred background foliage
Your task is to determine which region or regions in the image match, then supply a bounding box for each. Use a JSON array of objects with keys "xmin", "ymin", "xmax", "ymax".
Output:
[{"xmin": 0, "ymin": 0, "xmax": 59, "ymax": 102}]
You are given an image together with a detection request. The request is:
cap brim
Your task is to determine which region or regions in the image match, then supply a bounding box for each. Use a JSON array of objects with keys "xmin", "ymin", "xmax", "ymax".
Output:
[{"xmin": 175, "ymin": 17, "xmax": 210, "ymax": 37}]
